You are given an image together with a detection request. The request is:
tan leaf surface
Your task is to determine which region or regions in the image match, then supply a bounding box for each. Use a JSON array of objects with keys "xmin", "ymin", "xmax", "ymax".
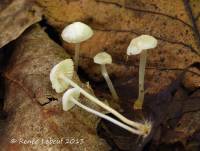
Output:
[{"xmin": 0, "ymin": 0, "xmax": 42, "ymax": 48}]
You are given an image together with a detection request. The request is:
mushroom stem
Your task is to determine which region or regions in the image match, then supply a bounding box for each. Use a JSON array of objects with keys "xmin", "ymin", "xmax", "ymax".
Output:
[
  {"xmin": 69, "ymin": 97, "xmax": 143, "ymax": 135},
  {"xmin": 59, "ymin": 74, "xmax": 144, "ymax": 130},
  {"xmin": 134, "ymin": 50, "xmax": 148, "ymax": 110},
  {"xmin": 101, "ymin": 64, "xmax": 119, "ymax": 100},
  {"xmin": 74, "ymin": 43, "xmax": 80, "ymax": 71}
]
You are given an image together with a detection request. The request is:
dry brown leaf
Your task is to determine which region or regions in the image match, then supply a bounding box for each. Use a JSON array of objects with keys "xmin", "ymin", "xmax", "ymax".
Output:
[
  {"xmin": 0, "ymin": 0, "xmax": 42, "ymax": 48},
  {"xmin": 178, "ymin": 91, "xmax": 200, "ymax": 131},
  {"xmin": 5, "ymin": 0, "xmax": 199, "ymax": 150},
  {"xmin": 183, "ymin": 66, "xmax": 200, "ymax": 90},
  {"xmin": 0, "ymin": 25, "xmax": 110, "ymax": 151},
  {"xmin": 161, "ymin": 89, "xmax": 200, "ymax": 146}
]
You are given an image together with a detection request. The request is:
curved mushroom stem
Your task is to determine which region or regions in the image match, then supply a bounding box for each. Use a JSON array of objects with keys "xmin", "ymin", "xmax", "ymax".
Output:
[
  {"xmin": 134, "ymin": 50, "xmax": 148, "ymax": 110},
  {"xmin": 101, "ymin": 64, "xmax": 119, "ymax": 100},
  {"xmin": 59, "ymin": 74, "xmax": 146, "ymax": 131},
  {"xmin": 74, "ymin": 43, "xmax": 80, "ymax": 71},
  {"xmin": 69, "ymin": 97, "xmax": 144, "ymax": 135}
]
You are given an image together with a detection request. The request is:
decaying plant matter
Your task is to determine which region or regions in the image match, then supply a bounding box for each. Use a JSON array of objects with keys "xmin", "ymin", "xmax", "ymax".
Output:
[
  {"xmin": 0, "ymin": 0, "xmax": 42, "ymax": 48},
  {"xmin": 0, "ymin": 0, "xmax": 199, "ymax": 151}
]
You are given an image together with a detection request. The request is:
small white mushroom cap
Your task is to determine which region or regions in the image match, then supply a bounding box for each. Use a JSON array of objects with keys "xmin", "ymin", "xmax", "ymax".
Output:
[
  {"xmin": 62, "ymin": 88, "xmax": 80, "ymax": 111},
  {"xmin": 61, "ymin": 22, "xmax": 94, "ymax": 43},
  {"xmin": 94, "ymin": 52, "xmax": 112, "ymax": 65},
  {"xmin": 50, "ymin": 59, "xmax": 74, "ymax": 93},
  {"xmin": 127, "ymin": 35, "xmax": 157, "ymax": 55}
]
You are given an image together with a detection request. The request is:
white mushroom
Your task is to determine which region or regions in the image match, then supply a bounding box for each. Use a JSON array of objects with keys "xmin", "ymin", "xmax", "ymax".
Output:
[
  {"xmin": 50, "ymin": 59, "xmax": 151, "ymax": 135},
  {"xmin": 62, "ymin": 88, "xmax": 144, "ymax": 135},
  {"xmin": 50, "ymin": 59, "xmax": 74, "ymax": 93},
  {"xmin": 62, "ymin": 87, "xmax": 81, "ymax": 111},
  {"xmin": 61, "ymin": 22, "xmax": 93, "ymax": 71},
  {"xmin": 94, "ymin": 52, "xmax": 119, "ymax": 100},
  {"xmin": 127, "ymin": 35, "xmax": 157, "ymax": 110}
]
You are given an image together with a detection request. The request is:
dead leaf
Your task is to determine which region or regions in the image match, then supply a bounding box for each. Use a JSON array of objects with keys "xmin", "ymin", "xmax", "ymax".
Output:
[
  {"xmin": 0, "ymin": 0, "xmax": 42, "ymax": 48},
  {"xmin": 5, "ymin": 0, "xmax": 200, "ymax": 150}
]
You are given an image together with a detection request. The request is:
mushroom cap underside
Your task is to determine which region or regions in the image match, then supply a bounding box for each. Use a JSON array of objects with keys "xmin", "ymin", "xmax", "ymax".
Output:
[
  {"xmin": 127, "ymin": 35, "xmax": 157, "ymax": 55},
  {"xmin": 50, "ymin": 59, "xmax": 74, "ymax": 93},
  {"xmin": 62, "ymin": 88, "xmax": 80, "ymax": 111}
]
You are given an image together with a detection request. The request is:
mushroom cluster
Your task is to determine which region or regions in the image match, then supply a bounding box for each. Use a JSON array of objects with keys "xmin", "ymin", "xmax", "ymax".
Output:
[
  {"xmin": 62, "ymin": 87, "xmax": 144, "ymax": 135},
  {"xmin": 50, "ymin": 21, "xmax": 158, "ymax": 138},
  {"xmin": 50, "ymin": 59, "xmax": 152, "ymax": 137}
]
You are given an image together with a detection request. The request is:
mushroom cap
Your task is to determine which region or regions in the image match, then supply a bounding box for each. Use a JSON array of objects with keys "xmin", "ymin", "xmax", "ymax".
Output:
[
  {"xmin": 61, "ymin": 22, "xmax": 94, "ymax": 44},
  {"xmin": 62, "ymin": 88, "xmax": 80, "ymax": 111},
  {"xmin": 93, "ymin": 52, "xmax": 112, "ymax": 65},
  {"xmin": 127, "ymin": 35, "xmax": 157, "ymax": 55},
  {"xmin": 50, "ymin": 59, "xmax": 74, "ymax": 93}
]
